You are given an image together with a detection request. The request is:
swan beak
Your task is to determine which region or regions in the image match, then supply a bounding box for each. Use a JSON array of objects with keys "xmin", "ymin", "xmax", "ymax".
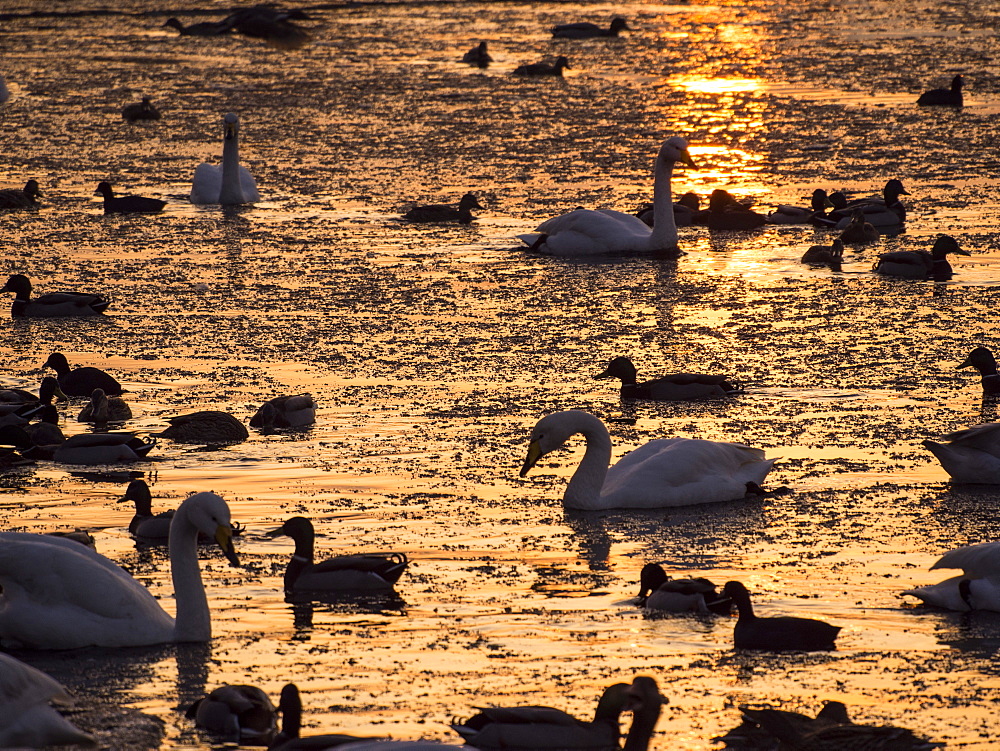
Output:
[
  {"xmin": 520, "ymin": 439, "xmax": 543, "ymax": 477},
  {"xmin": 215, "ymin": 525, "xmax": 240, "ymax": 566},
  {"xmin": 225, "ymin": 121, "xmax": 237, "ymax": 141},
  {"xmin": 680, "ymin": 150, "xmax": 696, "ymax": 169}
]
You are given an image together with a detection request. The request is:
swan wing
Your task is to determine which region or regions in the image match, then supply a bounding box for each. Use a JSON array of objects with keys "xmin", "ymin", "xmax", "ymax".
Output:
[
  {"xmin": 528, "ymin": 209, "xmax": 652, "ymax": 255},
  {"xmin": 191, "ymin": 163, "xmax": 223, "ymax": 204},
  {"xmin": 0, "ymin": 655, "xmax": 96, "ymax": 747},
  {"xmin": 929, "ymin": 541, "xmax": 1000, "ymax": 577},
  {"xmin": 922, "ymin": 438, "xmax": 1000, "ymax": 483},
  {"xmin": 939, "ymin": 423, "xmax": 1000, "ymax": 454}
]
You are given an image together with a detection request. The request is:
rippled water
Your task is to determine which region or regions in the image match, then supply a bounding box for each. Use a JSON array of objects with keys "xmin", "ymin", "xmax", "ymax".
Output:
[{"xmin": 2, "ymin": 0, "xmax": 1000, "ymax": 748}]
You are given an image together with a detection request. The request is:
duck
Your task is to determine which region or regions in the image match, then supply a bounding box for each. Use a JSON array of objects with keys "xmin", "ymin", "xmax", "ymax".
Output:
[
  {"xmin": 0, "ymin": 273, "xmax": 111, "ymax": 317},
  {"xmin": 403, "ymin": 193, "xmax": 482, "ymax": 224},
  {"xmin": 269, "ymin": 683, "xmax": 378, "ymax": 750},
  {"xmin": 43, "ymin": 352, "xmax": 123, "ymax": 397},
  {"xmin": 635, "ymin": 191, "xmax": 700, "ymax": 227},
  {"xmin": 94, "ymin": 181, "xmax": 165, "ymax": 214},
  {"xmin": 551, "ymin": 17, "xmax": 629, "ymax": 38},
  {"xmin": 874, "ymin": 235, "xmax": 969, "ymax": 280},
  {"xmin": 163, "ymin": 17, "xmax": 233, "ymax": 36},
  {"xmin": 0, "ymin": 492, "xmax": 239, "ymax": 648},
  {"xmin": 462, "ymin": 41, "xmax": 492, "ymax": 67},
  {"xmin": 223, "ymin": 5, "xmax": 311, "ymax": 48},
  {"xmin": 52, "ymin": 433, "xmax": 155, "ymax": 464},
  {"xmin": 23, "ymin": 404, "xmax": 64, "ymax": 447},
  {"xmin": 249, "ymin": 394, "xmax": 316, "ymax": 429},
  {"xmin": 518, "ymin": 137, "xmax": 696, "ymax": 255},
  {"xmin": 922, "ymin": 422, "xmax": 1000, "ymax": 483},
  {"xmin": 0, "ymin": 179, "xmax": 41, "ymax": 209},
  {"xmin": 77, "ymin": 388, "xmax": 132, "ymax": 422},
  {"xmin": 722, "ymin": 580, "xmax": 840, "ymax": 651},
  {"xmin": 829, "ymin": 179, "xmax": 910, "ymax": 228},
  {"xmin": 957, "ymin": 346, "xmax": 1000, "ymax": 394},
  {"xmin": 122, "ymin": 479, "xmax": 243, "ymax": 541},
  {"xmin": 0, "ymin": 377, "xmax": 64, "ymax": 411},
  {"xmin": 903, "ymin": 541, "xmax": 1000, "ymax": 611},
  {"xmin": 186, "ymin": 685, "xmax": 277, "ymax": 746},
  {"xmin": 520, "ymin": 410, "xmax": 774, "ymax": 510},
  {"xmin": 513, "ymin": 56, "xmax": 571, "ymax": 76},
  {"xmin": 716, "ymin": 700, "xmax": 849, "ymax": 748},
  {"xmin": 808, "ymin": 190, "xmax": 848, "ymax": 226},
  {"xmin": 695, "ymin": 189, "xmax": 768, "ymax": 230},
  {"xmin": 122, "ymin": 96, "xmax": 161, "ymax": 122},
  {"xmin": 596, "ymin": 356, "xmax": 742, "ymax": 401},
  {"xmin": 157, "ymin": 410, "xmax": 249, "ymax": 444},
  {"xmin": 191, "ymin": 112, "xmax": 260, "ymax": 205},
  {"xmin": 918, "ymin": 74, "xmax": 964, "ymax": 107},
  {"xmin": 637, "ymin": 563, "xmax": 731, "ymax": 614},
  {"xmin": 0, "ymin": 652, "xmax": 97, "ymax": 748},
  {"xmin": 766, "ymin": 189, "xmax": 835, "ymax": 224},
  {"xmin": 838, "ymin": 209, "xmax": 879, "ymax": 244},
  {"xmin": 801, "ymin": 238, "xmax": 844, "ymax": 271},
  {"xmin": 268, "ymin": 516, "xmax": 408, "ymax": 592}
]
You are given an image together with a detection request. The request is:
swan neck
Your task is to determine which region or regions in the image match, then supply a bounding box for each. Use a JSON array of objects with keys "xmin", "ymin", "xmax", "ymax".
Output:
[
  {"xmin": 170, "ymin": 507, "xmax": 211, "ymax": 641},
  {"xmin": 623, "ymin": 701, "xmax": 662, "ymax": 751},
  {"xmin": 563, "ymin": 418, "xmax": 613, "ymax": 508},
  {"xmin": 220, "ymin": 130, "xmax": 243, "ymax": 205},
  {"xmin": 649, "ymin": 159, "xmax": 678, "ymax": 250}
]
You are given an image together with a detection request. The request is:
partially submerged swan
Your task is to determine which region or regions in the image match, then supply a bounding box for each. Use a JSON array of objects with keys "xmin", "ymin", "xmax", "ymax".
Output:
[
  {"xmin": 903, "ymin": 541, "xmax": 1000, "ymax": 611},
  {"xmin": 191, "ymin": 113, "xmax": 260, "ymax": 205},
  {"xmin": 922, "ymin": 422, "xmax": 1000, "ymax": 483},
  {"xmin": 0, "ymin": 653, "xmax": 96, "ymax": 747}
]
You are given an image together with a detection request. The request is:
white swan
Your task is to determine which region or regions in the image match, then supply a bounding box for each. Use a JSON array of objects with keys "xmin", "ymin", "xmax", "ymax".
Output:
[
  {"xmin": 922, "ymin": 423, "xmax": 1000, "ymax": 483},
  {"xmin": 517, "ymin": 137, "xmax": 695, "ymax": 255},
  {"xmin": 0, "ymin": 653, "xmax": 96, "ymax": 747},
  {"xmin": 520, "ymin": 410, "xmax": 774, "ymax": 509},
  {"xmin": 902, "ymin": 541, "xmax": 1000, "ymax": 611},
  {"xmin": 191, "ymin": 113, "xmax": 260, "ymax": 205},
  {"xmin": 0, "ymin": 492, "xmax": 239, "ymax": 649}
]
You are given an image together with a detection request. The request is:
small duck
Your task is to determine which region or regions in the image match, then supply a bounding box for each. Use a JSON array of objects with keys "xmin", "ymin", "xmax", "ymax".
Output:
[
  {"xmin": 52, "ymin": 433, "xmax": 156, "ymax": 464},
  {"xmin": 903, "ymin": 541, "xmax": 1000, "ymax": 611},
  {"xmin": 77, "ymin": 388, "xmax": 132, "ymax": 423},
  {"xmin": 513, "ymin": 56, "xmax": 570, "ymax": 77},
  {"xmin": 43, "ymin": 352, "xmax": 124, "ymax": 397},
  {"xmin": 801, "ymin": 238, "xmax": 844, "ymax": 271},
  {"xmin": 268, "ymin": 516, "xmax": 408, "ymax": 592},
  {"xmin": 0, "ymin": 179, "xmax": 41, "ymax": 209},
  {"xmin": 957, "ymin": 346, "xmax": 1000, "ymax": 394},
  {"xmin": 270, "ymin": 683, "xmax": 376, "ymax": 750},
  {"xmin": 918, "ymin": 74, "xmax": 964, "ymax": 107},
  {"xmin": 767, "ymin": 189, "xmax": 835, "ymax": 224},
  {"xmin": 830, "ymin": 179, "xmax": 910, "ymax": 228},
  {"xmin": 163, "ymin": 17, "xmax": 233, "ymax": 36},
  {"xmin": 922, "ymin": 422, "xmax": 1000, "ymax": 483},
  {"xmin": 695, "ymin": 189, "xmax": 767, "ymax": 230},
  {"xmin": 636, "ymin": 191, "xmax": 700, "ymax": 228},
  {"xmin": 403, "ymin": 193, "xmax": 483, "ymax": 224},
  {"xmin": 249, "ymin": 394, "xmax": 316, "ymax": 430},
  {"xmin": 95, "ymin": 182, "xmax": 166, "ymax": 214},
  {"xmin": 637, "ymin": 564, "xmax": 731, "ymax": 614},
  {"xmin": 186, "ymin": 685, "xmax": 277, "ymax": 746},
  {"xmin": 874, "ymin": 235, "xmax": 969, "ymax": 280},
  {"xmin": 596, "ymin": 356, "xmax": 742, "ymax": 401},
  {"xmin": 157, "ymin": 411, "xmax": 249, "ymax": 444},
  {"xmin": 722, "ymin": 581, "xmax": 840, "ymax": 651},
  {"xmin": 0, "ymin": 274, "xmax": 111, "ymax": 317},
  {"xmin": 838, "ymin": 209, "xmax": 878, "ymax": 245},
  {"xmin": 121, "ymin": 96, "xmax": 161, "ymax": 122},
  {"xmin": 551, "ymin": 17, "xmax": 629, "ymax": 38},
  {"xmin": 462, "ymin": 41, "xmax": 492, "ymax": 67}
]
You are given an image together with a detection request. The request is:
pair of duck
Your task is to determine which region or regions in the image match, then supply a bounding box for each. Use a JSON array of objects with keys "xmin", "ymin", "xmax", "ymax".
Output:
[
  {"xmin": 801, "ymin": 234, "xmax": 970, "ymax": 279},
  {"xmin": 165, "ymin": 4, "xmax": 311, "ymax": 48}
]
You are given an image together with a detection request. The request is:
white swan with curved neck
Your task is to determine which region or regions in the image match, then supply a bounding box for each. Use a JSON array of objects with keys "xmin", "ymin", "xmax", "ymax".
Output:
[
  {"xmin": 191, "ymin": 113, "xmax": 260, "ymax": 205},
  {"xmin": 517, "ymin": 137, "xmax": 695, "ymax": 255},
  {"xmin": 520, "ymin": 410, "xmax": 774, "ymax": 509},
  {"xmin": 0, "ymin": 492, "xmax": 239, "ymax": 649}
]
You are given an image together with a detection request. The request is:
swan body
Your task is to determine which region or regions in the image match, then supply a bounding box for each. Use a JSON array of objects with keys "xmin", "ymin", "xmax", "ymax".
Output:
[
  {"xmin": 723, "ymin": 581, "xmax": 840, "ymax": 651},
  {"xmin": 520, "ymin": 410, "xmax": 773, "ymax": 510},
  {"xmin": 187, "ymin": 684, "xmax": 277, "ymax": 745},
  {"xmin": 122, "ymin": 96, "xmax": 161, "ymax": 122},
  {"xmin": 43, "ymin": 352, "xmax": 123, "ymax": 396},
  {"xmin": 0, "ymin": 492, "xmax": 239, "ymax": 648},
  {"xmin": 403, "ymin": 193, "xmax": 482, "ymax": 224},
  {"xmin": 767, "ymin": 189, "xmax": 834, "ymax": 224},
  {"xmin": 52, "ymin": 433, "xmax": 155, "ymax": 465},
  {"xmin": 957, "ymin": 347, "xmax": 1000, "ymax": 394},
  {"xmin": 250, "ymin": 394, "xmax": 317, "ymax": 429},
  {"xmin": 0, "ymin": 273, "xmax": 110, "ymax": 317},
  {"xmin": 95, "ymin": 181, "xmax": 165, "ymax": 213},
  {"xmin": 903, "ymin": 542, "xmax": 1000, "ymax": 611},
  {"xmin": 462, "ymin": 41, "xmax": 491, "ymax": 67},
  {"xmin": 77, "ymin": 387, "xmax": 131, "ymax": 422},
  {"xmin": 801, "ymin": 239, "xmax": 844, "ymax": 270},
  {"xmin": 874, "ymin": 235, "xmax": 969, "ymax": 280},
  {"xmin": 158, "ymin": 410, "xmax": 249, "ymax": 444},
  {"xmin": 918, "ymin": 74, "xmax": 963, "ymax": 106},
  {"xmin": 191, "ymin": 113, "xmax": 260, "ymax": 205},
  {"xmin": 922, "ymin": 422, "xmax": 1000, "ymax": 483},
  {"xmin": 0, "ymin": 179, "xmax": 41, "ymax": 209},
  {"xmin": 0, "ymin": 653, "xmax": 96, "ymax": 747},
  {"xmin": 596, "ymin": 356, "xmax": 741, "ymax": 401},
  {"xmin": 513, "ymin": 56, "xmax": 570, "ymax": 76},
  {"xmin": 637, "ymin": 564, "xmax": 730, "ymax": 614},
  {"xmin": 551, "ymin": 17, "xmax": 629, "ymax": 38},
  {"xmin": 518, "ymin": 137, "xmax": 695, "ymax": 255}
]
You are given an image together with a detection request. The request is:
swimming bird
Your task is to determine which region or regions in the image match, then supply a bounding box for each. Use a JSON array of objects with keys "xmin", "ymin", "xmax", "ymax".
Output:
[
  {"xmin": 43, "ymin": 352, "xmax": 123, "ymax": 396},
  {"xmin": 767, "ymin": 189, "xmax": 835, "ymax": 224},
  {"xmin": 0, "ymin": 179, "xmax": 41, "ymax": 209},
  {"xmin": 722, "ymin": 580, "xmax": 840, "ymax": 651},
  {"xmin": 77, "ymin": 388, "xmax": 131, "ymax": 422},
  {"xmin": 957, "ymin": 346, "xmax": 1000, "ymax": 394},
  {"xmin": 163, "ymin": 17, "xmax": 233, "ymax": 36},
  {"xmin": 191, "ymin": 112, "xmax": 260, "ymax": 205},
  {"xmin": 838, "ymin": 209, "xmax": 879, "ymax": 245},
  {"xmin": 0, "ymin": 652, "xmax": 96, "ymax": 747},
  {"xmin": 52, "ymin": 433, "xmax": 155, "ymax": 464},
  {"xmin": 874, "ymin": 235, "xmax": 969, "ymax": 280},
  {"xmin": 187, "ymin": 684, "xmax": 277, "ymax": 746},
  {"xmin": 121, "ymin": 96, "xmax": 161, "ymax": 122},
  {"xmin": 0, "ymin": 273, "xmax": 111, "ymax": 317},
  {"xmin": 24, "ymin": 404, "xmax": 64, "ymax": 447},
  {"xmin": 922, "ymin": 422, "xmax": 1000, "ymax": 483},
  {"xmin": 918, "ymin": 74, "xmax": 964, "ymax": 107},
  {"xmin": 551, "ymin": 17, "xmax": 629, "ymax": 38},
  {"xmin": 635, "ymin": 191, "xmax": 700, "ymax": 227},
  {"xmin": 513, "ymin": 56, "xmax": 571, "ymax": 76},
  {"xmin": 462, "ymin": 41, "xmax": 492, "ymax": 67},
  {"xmin": 520, "ymin": 410, "xmax": 774, "ymax": 510},
  {"xmin": 94, "ymin": 181, "xmax": 165, "ymax": 214},
  {"xmin": 518, "ymin": 137, "xmax": 696, "ymax": 255},
  {"xmin": 716, "ymin": 700, "xmax": 849, "ymax": 748},
  {"xmin": 269, "ymin": 683, "xmax": 377, "ymax": 750},
  {"xmin": 157, "ymin": 411, "xmax": 249, "ymax": 444},
  {"xmin": 596, "ymin": 356, "xmax": 742, "ymax": 401},
  {"xmin": 830, "ymin": 179, "xmax": 910, "ymax": 227},
  {"xmin": 0, "ymin": 492, "xmax": 239, "ymax": 648},
  {"xmin": 695, "ymin": 189, "xmax": 767, "ymax": 230},
  {"xmin": 122, "ymin": 479, "xmax": 243, "ymax": 541},
  {"xmin": 224, "ymin": 5, "xmax": 311, "ymax": 48},
  {"xmin": 903, "ymin": 541, "xmax": 1000, "ymax": 611},
  {"xmin": 249, "ymin": 394, "xmax": 316, "ymax": 429},
  {"xmin": 268, "ymin": 516, "xmax": 408, "ymax": 592},
  {"xmin": 0, "ymin": 377, "xmax": 64, "ymax": 410},
  {"xmin": 637, "ymin": 563, "xmax": 731, "ymax": 614},
  {"xmin": 801, "ymin": 238, "xmax": 844, "ymax": 271},
  {"xmin": 403, "ymin": 193, "xmax": 482, "ymax": 224}
]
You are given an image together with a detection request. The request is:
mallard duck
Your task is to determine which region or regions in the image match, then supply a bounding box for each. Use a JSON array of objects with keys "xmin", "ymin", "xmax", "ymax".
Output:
[
  {"xmin": 403, "ymin": 193, "xmax": 482, "ymax": 224},
  {"xmin": 520, "ymin": 410, "xmax": 774, "ymax": 509},
  {"xmin": 596, "ymin": 356, "xmax": 741, "ymax": 401},
  {"xmin": 94, "ymin": 182, "xmax": 165, "ymax": 214},
  {"xmin": 838, "ymin": 209, "xmax": 879, "ymax": 244},
  {"xmin": 163, "ymin": 17, "xmax": 233, "ymax": 36},
  {"xmin": 551, "ymin": 17, "xmax": 629, "ymax": 38},
  {"xmin": 957, "ymin": 346, "xmax": 1000, "ymax": 394},
  {"xmin": 270, "ymin": 683, "xmax": 377, "ymax": 750},
  {"xmin": 123, "ymin": 479, "xmax": 243, "ymax": 541},
  {"xmin": 513, "ymin": 56, "xmax": 571, "ymax": 76},
  {"xmin": 922, "ymin": 422, "xmax": 1000, "ymax": 483},
  {"xmin": 462, "ymin": 41, "xmax": 492, "ymax": 67},
  {"xmin": 518, "ymin": 138, "xmax": 696, "ymax": 255},
  {"xmin": 903, "ymin": 541, "xmax": 1000, "ymax": 611},
  {"xmin": 52, "ymin": 433, "xmax": 155, "ymax": 464},
  {"xmin": 637, "ymin": 563, "xmax": 730, "ymax": 614},
  {"xmin": 874, "ymin": 235, "xmax": 968, "ymax": 279},
  {"xmin": 268, "ymin": 516, "xmax": 408, "ymax": 592},
  {"xmin": 24, "ymin": 404, "xmax": 64, "ymax": 447},
  {"xmin": 767, "ymin": 189, "xmax": 835, "ymax": 224},
  {"xmin": 695, "ymin": 189, "xmax": 767, "ymax": 230},
  {"xmin": 77, "ymin": 388, "xmax": 131, "ymax": 423},
  {"xmin": 43, "ymin": 352, "xmax": 123, "ymax": 397},
  {"xmin": 191, "ymin": 113, "xmax": 260, "ymax": 205},
  {"xmin": 722, "ymin": 581, "xmax": 840, "ymax": 651},
  {"xmin": 0, "ymin": 274, "xmax": 111, "ymax": 317},
  {"xmin": 0, "ymin": 377, "xmax": 63, "ymax": 417},
  {"xmin": 0, "ymin": 653, "xmax": 96, "ymax": 748},
  {"xmin": 186, "ymin": 685, "xmax": 277, "ymax": 746},
  {"xmin": 158, "ymin": 411, "xmax": 248, "ymax": 444},
  {"xmin": 918, "ymin": 74, "xmax": 964, "ymax": 107},
  {"xmin": 121, "ymin": 96, "xmax": 161, "ymax": 122},
  {"xmin": 801, "ymin": 238, "xmax": 844, "ymax": 271},
  {"xmin": 635, "ymin": 191, "xmax": 700, "ymax": 228},
  {"xmin": 249, "ymin": 394, "xmax": 316, "ymax": 429},
  {"xmin": 830, "ymin": 179, "xmax": 910, "ymax": 227},
  {"xmin": 716, "ymin": 701, "xmax": 849, "ymax": 748},
  {"xmin": 0, "ymin": 492, "xmax": 238, "ymax": 648},
  {"xmin": 0, "ymin": 179, "xmax": 41, "ymax": 209}
]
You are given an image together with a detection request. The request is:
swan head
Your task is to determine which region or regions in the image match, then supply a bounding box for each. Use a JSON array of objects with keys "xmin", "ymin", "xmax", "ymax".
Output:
[
  {"xmin": 177, "ymin": 492, "xmax": 240, "ymax": 566},
  {"xmin": 658, "ymin": 137, "xmax": 695, "ymax": 170},
  {"xmin": 224, "ymin": 112, "xmax": 240, "ymax": 141},
  {"xmin": 520, "ymin": 409, "xmax": 594, "ymax": 477}
]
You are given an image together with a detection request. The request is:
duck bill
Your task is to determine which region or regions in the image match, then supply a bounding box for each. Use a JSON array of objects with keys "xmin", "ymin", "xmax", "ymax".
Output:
[
  {"xmin": 265, "ymin": 525, "xmax": 287, "ymax": 538},
  {"xmin": 520, "ymin": 439, "xmax": 543, "ymax": 477},
  {"xmin": 952, "ymin": 247, "xmax": 972, "ymax": 256},
  {"xmin": 957, "ymin": 356, "xmax": 974, "ymax": 369},
  {"xmin": 216, "ymin": 525, "xmax": 240, "ymax": 566},
  {"xmin": 595, "ymin": 367, "xmax": 614, "ymax": 379}
]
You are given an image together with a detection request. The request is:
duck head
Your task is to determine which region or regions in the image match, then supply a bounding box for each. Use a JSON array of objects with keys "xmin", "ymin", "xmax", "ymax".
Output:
[{"xmin": 596, "ymin": 356, "xmax": 638, "ymax": 384}]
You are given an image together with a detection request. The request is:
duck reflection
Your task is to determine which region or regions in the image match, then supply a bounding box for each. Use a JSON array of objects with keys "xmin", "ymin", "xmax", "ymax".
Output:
[{"xmin": 287, "ymin": 592, "xmax": 408, "ymax": 639}]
